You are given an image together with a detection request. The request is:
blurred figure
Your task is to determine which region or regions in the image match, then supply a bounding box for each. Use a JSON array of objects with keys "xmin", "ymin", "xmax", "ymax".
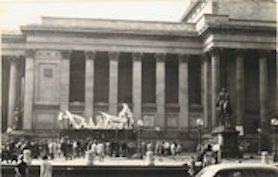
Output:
[
  {"xmin": 163, "ymin": 141, "xmax": 170, "ymax": 156},
  {"xmin": 48, "ymin": 140, "xmax": 54, "ymax": 160},
  {"xmin": 97, "ymin": 141, "xmax": 104, "ymax": 162},
  {"xmin": 91, "ymin": 140, "xmax": 97, "ymax": 157},
  {"xmin": 170, "ymin": 142, "xmax": 176, "ymax": 159},
  {"xmin": 15, "ymin": 155, "xmax": 29, "ymax": 177},
  {"xmin": 40, "ymin": 156, "xmax": 52, "ymax": 177},
  {"xmin": 176, "ymin": 143, "xmax": 182, "ymax": 159}
]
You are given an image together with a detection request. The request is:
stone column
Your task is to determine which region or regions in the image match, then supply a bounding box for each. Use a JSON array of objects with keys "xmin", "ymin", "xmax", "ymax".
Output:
[
  {"xmin": 84, "ymin": 51, "xmax": 96, "ymax": 121},
  {"xmin": 60, "ymin": 50, "xmax": 71, "ymax": 112},
  {"xmin": 210, "ymin": 49, "xmax": 221, "ymax": 128},
  {"xmin": 132, "ymin": 52, "xmax": 143, "ymax": 122},
  {"xmin": 23, "ymin": 49, "xmax": 35, "ymax": 130},
  {"xmin": 259, "ymin": 52, "xmax": 268, "ymax": 127},
  {"xmin": 276, "ymin": 51, "xmax": 278, "ymax": 115},
  {"xmin": 155, "ymin": 53, "xmax": 166, "ymax": 129},
  {"xmin": 202, "ymin": 55, "xmax": 211, "ymax": 129},
  {"xmin": 7, "ymin": 57, "xmax": 19, "ymax": 128},
  {"xmin": 178, "ymin": 54, "xmax": 189, "ymax": 128},
  {"xmin": 235, "ymin": 50, "xmax": 245, "ymax": 125},
  {"xmin": 108, "ymin": 52, "xmax": 119, "ymax": 115}
]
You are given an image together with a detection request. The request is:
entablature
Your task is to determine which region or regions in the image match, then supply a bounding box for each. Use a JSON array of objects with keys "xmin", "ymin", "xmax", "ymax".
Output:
[
  {"xmin": 196, "ymin": 14, "xmax": 276, "ymax": 52},
  {"xmin": 2, "ymin": 34, "xmax": 26, "ymax": 57}
]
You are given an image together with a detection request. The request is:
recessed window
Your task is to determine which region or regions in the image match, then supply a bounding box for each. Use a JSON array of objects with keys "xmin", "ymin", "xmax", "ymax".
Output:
[{"xmin": 43, "ymin": 68, "xmax": 53, "ymax": 78}]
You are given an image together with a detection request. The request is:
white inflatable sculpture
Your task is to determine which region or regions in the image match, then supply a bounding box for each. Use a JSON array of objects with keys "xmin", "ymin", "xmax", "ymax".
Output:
[
  {"xmin": 58, "ymin": 110, "xmax": 96, "ymax": 129},
  {"xmin": 58, "ymin": 103, "xmax": 134, "ymax": 130}
]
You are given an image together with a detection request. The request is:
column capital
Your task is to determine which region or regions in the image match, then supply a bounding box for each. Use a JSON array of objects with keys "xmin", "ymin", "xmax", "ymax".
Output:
[
  {"xmin": 257, "ymin": 50, "xmax": 272, "ymax": 58},
  {"xmin": 155, "ymin": 53, "xmax": 166, "ymax": 62},
  {"xmin": 84, "ymin": 51, "xmax": 96, "ymax": 60},
  {"xmin": 7, "ymin": 55, "xmax": 21, "ymax": 61},
  {"xmin": 232, "ymin": 49, "xmax": 245, "ymax": 55},
  {"xmin": 208, "ymin": 48, "xmax": 222, "ymax": 57},
  {"xmin": 108, "ymin": 51, "xmax": 120, "ymax": 60},
  {"xmin": 25, "ymin": 49, "xmax": 36, "ymax": 58},
  {"xmin": 61, "ymin": 50, "xmax": 72, "ymax": 59},
  {"xmin": 178, "ymin": 54, "xmax": 189, "ymax": 62},
  {"xmin": 132, "ymin": 52, "xmax": 143, "ymax": 61},
  {"xmin": 201, "ymin": 54, "xmax": 210, "ymax": 62}
]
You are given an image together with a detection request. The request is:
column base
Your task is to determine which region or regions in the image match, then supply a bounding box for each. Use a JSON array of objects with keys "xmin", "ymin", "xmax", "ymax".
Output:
[{"xmin": 212, "ymin": 126, "xmax": 241, "ymax": 158}]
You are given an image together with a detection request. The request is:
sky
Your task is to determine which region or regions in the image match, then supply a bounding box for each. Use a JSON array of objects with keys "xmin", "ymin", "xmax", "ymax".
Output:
[{"xmin": 0, "ymin": 0, "xmax": 191, "ymax": 31}]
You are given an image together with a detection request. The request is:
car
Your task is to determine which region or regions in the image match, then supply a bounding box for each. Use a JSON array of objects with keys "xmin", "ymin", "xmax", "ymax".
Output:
[{"xmin": 195, "ymin": 163, "xmax": 278, "ymax": 177}]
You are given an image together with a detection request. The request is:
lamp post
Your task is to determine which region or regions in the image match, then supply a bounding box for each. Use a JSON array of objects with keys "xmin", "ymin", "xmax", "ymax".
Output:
[
  {"xmin": 137, "ymin": 120, "xmax": 144, "ymax": 157},
  {"xmin": 196, "ymin": 118, "xmax": 204, "ymax": 151},
  {"xmin": 270, "ymin": 118, "xmax": 278, "ymax": 162},
  {"xmin": 257, "ymin": 128, "xmax": 262, "ymax": 156}
]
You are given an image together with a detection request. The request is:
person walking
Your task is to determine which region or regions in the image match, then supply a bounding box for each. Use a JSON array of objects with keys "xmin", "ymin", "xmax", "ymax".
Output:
[
  {"xmin": 15, "ymin": 155, "xmax": 29, "ymax": 177},
  {"xmin": 40, "ymin": 156, "xmax": 53, "ymax": 177}
]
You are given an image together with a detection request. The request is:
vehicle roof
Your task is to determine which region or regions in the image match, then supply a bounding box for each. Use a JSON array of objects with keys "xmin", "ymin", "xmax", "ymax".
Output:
[{"xmin": 205, "ymin": 163, "xmax": 278, "ymax": 173}]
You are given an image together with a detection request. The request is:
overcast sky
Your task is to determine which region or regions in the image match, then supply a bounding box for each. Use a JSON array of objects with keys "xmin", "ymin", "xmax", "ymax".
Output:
[{"xmin": 0, "ymin": 0, "xmax": 191, "ymax": 30}]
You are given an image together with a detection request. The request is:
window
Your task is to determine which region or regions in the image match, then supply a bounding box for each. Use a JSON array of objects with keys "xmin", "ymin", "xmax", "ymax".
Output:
[
  {"xmin": 215, "ymin": 168, "xmax": 278, "ymax": 177},
  {"xmin": 43, "ymin": 68, "xmax": 53, "ymax": 78},
  {"xmin": 215, "ymin": 170, "xmax": 244, "ymax": 177}
]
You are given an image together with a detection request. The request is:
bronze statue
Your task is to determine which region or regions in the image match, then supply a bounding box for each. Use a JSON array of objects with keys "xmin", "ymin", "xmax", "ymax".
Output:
[{"xmin": 216, "ymin": 88, "xmax": 232, "ymax": 128}]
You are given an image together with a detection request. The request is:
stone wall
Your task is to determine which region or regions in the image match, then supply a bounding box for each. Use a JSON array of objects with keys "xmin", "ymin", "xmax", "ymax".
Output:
[
  {"xmin": 184, "ymin": 0, "xmax": 276, "ymax": 23},
  {"xmin": 215, "ymin": 0, "xmax": 276, "ymax": 21}
]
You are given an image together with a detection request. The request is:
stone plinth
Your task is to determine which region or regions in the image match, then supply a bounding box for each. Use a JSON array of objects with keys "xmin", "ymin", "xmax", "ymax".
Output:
[{"xmin": 212, "ymin": 126, "xmax": 240, "ymax": 158}]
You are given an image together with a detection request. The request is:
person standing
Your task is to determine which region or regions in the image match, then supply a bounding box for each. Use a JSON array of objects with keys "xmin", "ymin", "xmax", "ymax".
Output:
[
  {"xmin": 15, "ymin": 155, "xmax": 29, "ymax": 177},
  {"xmin": 91, "ymin": 140, "xmax": 97, "ymax": 157},
  {"xmin": 40, "ymin": 156, "xmax": 53, "ymax": 177},
  {"xmin": 97, "ymin": 142, "xmax": 104, "ymax": 162},
  {"xmin": 170, "ymin": 142, "xmax": 176, "ymax": 159}
]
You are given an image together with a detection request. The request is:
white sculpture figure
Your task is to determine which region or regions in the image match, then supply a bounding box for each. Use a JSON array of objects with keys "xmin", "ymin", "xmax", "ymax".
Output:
[
  {"xmin": 96, "ymin": 103, "xmax": 134, "ymax": 129},
  {"xmin": 118, "ymin": 103, "xmax": 134, "ymax": 129},
  {"xmin": 95, "ymin": 112, "xmax": 126, "ymax": 129},
  {"xmin": 58, "ymin": 103, "xmax": 134, "ymax": 130},
  {"xmin": 58, "ymin": 110, "xmax": 96, "ymax": 129}
]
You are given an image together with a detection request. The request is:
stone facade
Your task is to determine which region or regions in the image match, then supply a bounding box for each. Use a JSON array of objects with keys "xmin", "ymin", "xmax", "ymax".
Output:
[{"xmin": 1, "ymin": 0, "xmax": 277, "ymax": 150}]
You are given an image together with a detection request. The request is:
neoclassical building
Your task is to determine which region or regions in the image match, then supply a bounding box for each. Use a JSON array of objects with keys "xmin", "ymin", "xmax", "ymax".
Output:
[{"xmin": 2, "ymin": 0, "xmax": 277, "ymax": 146}]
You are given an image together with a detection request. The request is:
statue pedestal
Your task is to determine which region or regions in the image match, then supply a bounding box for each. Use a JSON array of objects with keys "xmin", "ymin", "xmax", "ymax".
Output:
[{"xmin": 212, "ymin": 126, "xmax": 240, "ymax": 158}]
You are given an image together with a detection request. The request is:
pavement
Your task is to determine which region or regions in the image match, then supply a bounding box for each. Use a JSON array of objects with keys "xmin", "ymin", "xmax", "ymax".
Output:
[
  {"xmin": 2, "ymin": 154, "xmax": 278, "ymax": 167},
  {"xmin": 2, "ymin": 156, "xmax": 190, "ymax": 167}
]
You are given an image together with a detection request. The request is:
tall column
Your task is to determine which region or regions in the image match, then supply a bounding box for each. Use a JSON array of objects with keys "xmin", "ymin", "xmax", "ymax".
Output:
[
  {"xmin": 178, "ymin": 54, "xmax": 189, "ymax": 128},
  {"xmin": 155, "ymin": 53, "xmax": 166, "ymax": 129},
  {"xmin": 7, "ymin": 57, "xmax": 19, "ymax": 128},
  {"xmin": 23, "ymin": 49, "xmax": 35, "ymax": 130},
  {"xmin": 210, "ymin": 49, "xmax": 221, "ymax": 128},
  {"xmin": 60, "ymin": 50, "xmax": 71, "ymax": 112},
  {"xmin": 202, "ymin": 55, "xmax": 211, "ymax": 129},
  {"xmin": 235, "ymin": 50, "xmax": 245, "ymax": 125},
  {"xmin": 84, "ymin": 51, "xmax": 96, "ymax": 121},
  {"xmin": 276, "ymin": 51, "xmax": 278, "ymax": 114},
  {"xmin": 259, "ymin": 52, "xmax": 268, "ymax": 127},
  {"xmin": 132, "ymin": 53, "xmax": 143, "ymax": 122},
  {"xmin": 108, "ymin": 52, "xmax": 119, "ymax": 115}
]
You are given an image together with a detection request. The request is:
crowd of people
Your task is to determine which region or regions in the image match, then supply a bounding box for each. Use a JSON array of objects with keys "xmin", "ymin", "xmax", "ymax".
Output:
[{"xmin": 1, "ymin": 137, "xmax": 183, "ymax": 163}]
